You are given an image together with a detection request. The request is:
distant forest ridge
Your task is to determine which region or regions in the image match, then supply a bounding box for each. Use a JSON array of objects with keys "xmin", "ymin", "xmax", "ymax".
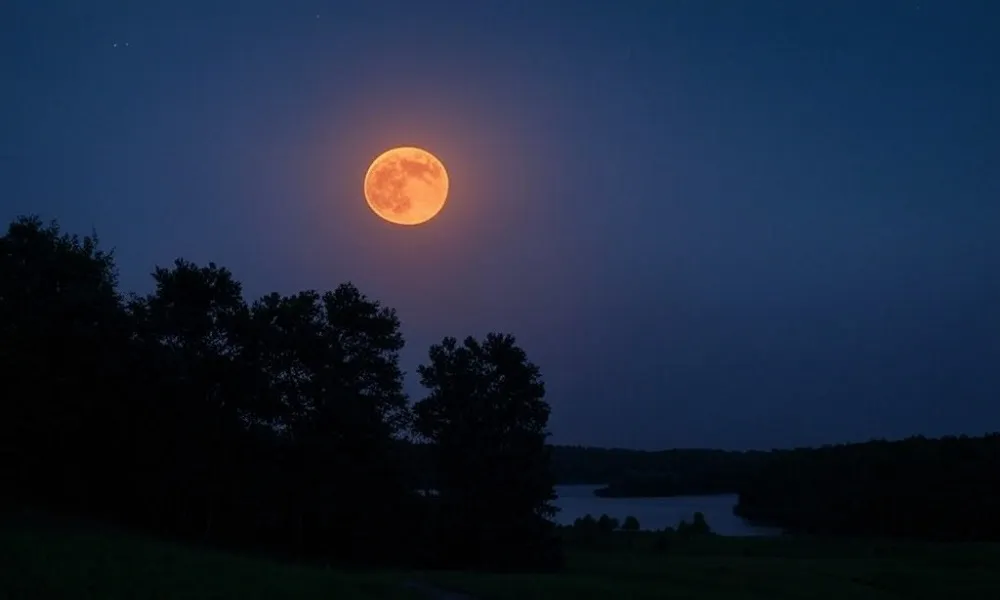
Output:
[
  {"xmin": 406, "ymin": 433, "xmax": 1000, "ymax": 499},
  {"xmin": 401, "ymin": 442, "xmax": 761, "ymax": 488},
  {"xmin": 736, "ymin": 432, "xmax": 1000, "ymax": 540}
]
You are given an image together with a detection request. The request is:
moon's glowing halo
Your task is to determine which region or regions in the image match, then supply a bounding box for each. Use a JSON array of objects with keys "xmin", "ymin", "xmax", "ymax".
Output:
[{"xmin": 363, "ymin": 146, "xmax": 449, "ymax": 226}]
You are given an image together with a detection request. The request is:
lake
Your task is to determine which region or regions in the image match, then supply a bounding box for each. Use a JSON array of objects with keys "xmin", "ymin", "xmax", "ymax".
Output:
[{"xmin": 552, "ymin": 485, "xmax": 782, "ymax": 536}]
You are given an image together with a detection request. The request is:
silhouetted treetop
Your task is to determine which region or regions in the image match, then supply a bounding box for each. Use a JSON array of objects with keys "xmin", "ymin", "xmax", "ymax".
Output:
[
  {"xmin": 415, "ymin": 333, "xmax": 549, "ymax": 444},
  {"xmin": 414, "ymin": 333, "xmax": 561, "ymax": 570}
]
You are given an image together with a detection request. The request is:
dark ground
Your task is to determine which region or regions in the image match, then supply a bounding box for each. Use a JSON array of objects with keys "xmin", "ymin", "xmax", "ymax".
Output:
[{"xmin": 4, "ymin": 511, "xmax": 1000, "ymax": 600}]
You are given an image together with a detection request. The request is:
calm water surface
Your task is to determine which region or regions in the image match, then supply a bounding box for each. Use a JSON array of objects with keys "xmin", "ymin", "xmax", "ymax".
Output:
[{"xmin": 552, "ymin": 485, "xmax": 782, "ymax": 536}]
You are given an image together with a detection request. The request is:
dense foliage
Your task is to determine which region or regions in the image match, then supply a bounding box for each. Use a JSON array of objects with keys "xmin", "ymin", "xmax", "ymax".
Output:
[
  {"xmin": 735, "ymin": 435, "xmax": 1000, "ymax": 540},
  {"xmin": 414, "ymin": 334, "xmax": 561, "ymax": 570},
  {"xmin": 1, "ymin": 216, "xmax": 561, "ymax": 571}
]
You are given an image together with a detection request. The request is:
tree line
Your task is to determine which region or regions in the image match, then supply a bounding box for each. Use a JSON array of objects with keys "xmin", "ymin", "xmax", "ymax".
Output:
[
  {"xmin": 735, "ymin": 434, "xmax": 1000, "ymax": 541},
  {"xmin": 1, "ymin": 216, "xmax": 561, "ymax": 571},
  {"xmin": 558, "ymin": 435, "xmax": 1000, "ymax": 542},
  {"xmin": 399, "ymin": 443, "xmax": 765, "ymax": 494},
  {"xmin": 5, "ymin": 214, "xmax": 997, "ymax": 570},
  {"xmin": 549, "ymin": 446, "xmax": 769, "ymax": 496}
]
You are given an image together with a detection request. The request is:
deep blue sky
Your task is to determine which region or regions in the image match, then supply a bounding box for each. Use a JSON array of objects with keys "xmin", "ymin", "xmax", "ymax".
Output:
[{"xmin": 3, "ymin": 1, "xmax": 998, "ymax": 450}]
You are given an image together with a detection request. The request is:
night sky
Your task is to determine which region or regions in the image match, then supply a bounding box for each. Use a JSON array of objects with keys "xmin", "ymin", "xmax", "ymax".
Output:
[{"xmin": 3, "ymin": 1, "xmax": 998, "ymax": 450}]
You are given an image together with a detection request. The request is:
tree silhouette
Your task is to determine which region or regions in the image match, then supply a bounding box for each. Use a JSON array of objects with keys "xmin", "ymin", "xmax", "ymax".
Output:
[
  {"xmin": 597, "ymin": 514, "xmax": 620, "ymax": 533},
  {"xmin": 690, "ymin": 512, "xmax": 712, "ymax": 535},
  {"xmin": 1, "ymin": 216, "xmax": 131, "ymax": 515},
  {"xmin": 734, "ymin": 435, "xmax": 1000, "ymax": 540},
  {"xmin": 1, "ymin": 216, "xmax": 427, "ymax": 566},
  {"xmin": 13, "ymin": 213, "xmax": 1000, "ymax": 575},
  {"xmin": 242, "ymin": 285, "xmax": 413, "ymax": 562},
  {"xmin": 414, "ymin": 333, "xmax": 562, "ymax": 570},
  {"xmin": 129, "ymin": 260, "xmax": 251, "ymax": 538}
]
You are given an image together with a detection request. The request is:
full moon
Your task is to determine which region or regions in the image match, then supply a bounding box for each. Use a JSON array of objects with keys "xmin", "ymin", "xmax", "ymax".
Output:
[{"xmin": 363, "ymin": 146, "xmax": 449, "ymax": 226}]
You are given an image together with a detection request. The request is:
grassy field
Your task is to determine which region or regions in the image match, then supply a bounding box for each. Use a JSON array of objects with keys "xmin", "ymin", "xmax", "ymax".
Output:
[
  {"xmin": 4, "ymin": 515, "xmax": 1000, "ymax": 599},
  {"xmin": 425, "ymin": 534, "xmax": 1000, "ymax": 599},
  {"xmin": 0, "ymin": 516, "xmax": 420, "ymax": 600}
]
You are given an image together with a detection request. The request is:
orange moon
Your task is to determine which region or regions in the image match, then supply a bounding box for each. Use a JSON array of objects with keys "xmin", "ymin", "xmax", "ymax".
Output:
[{"xmin": 363, "ymin": 146, "xmax": 449, "ymax": 226}]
